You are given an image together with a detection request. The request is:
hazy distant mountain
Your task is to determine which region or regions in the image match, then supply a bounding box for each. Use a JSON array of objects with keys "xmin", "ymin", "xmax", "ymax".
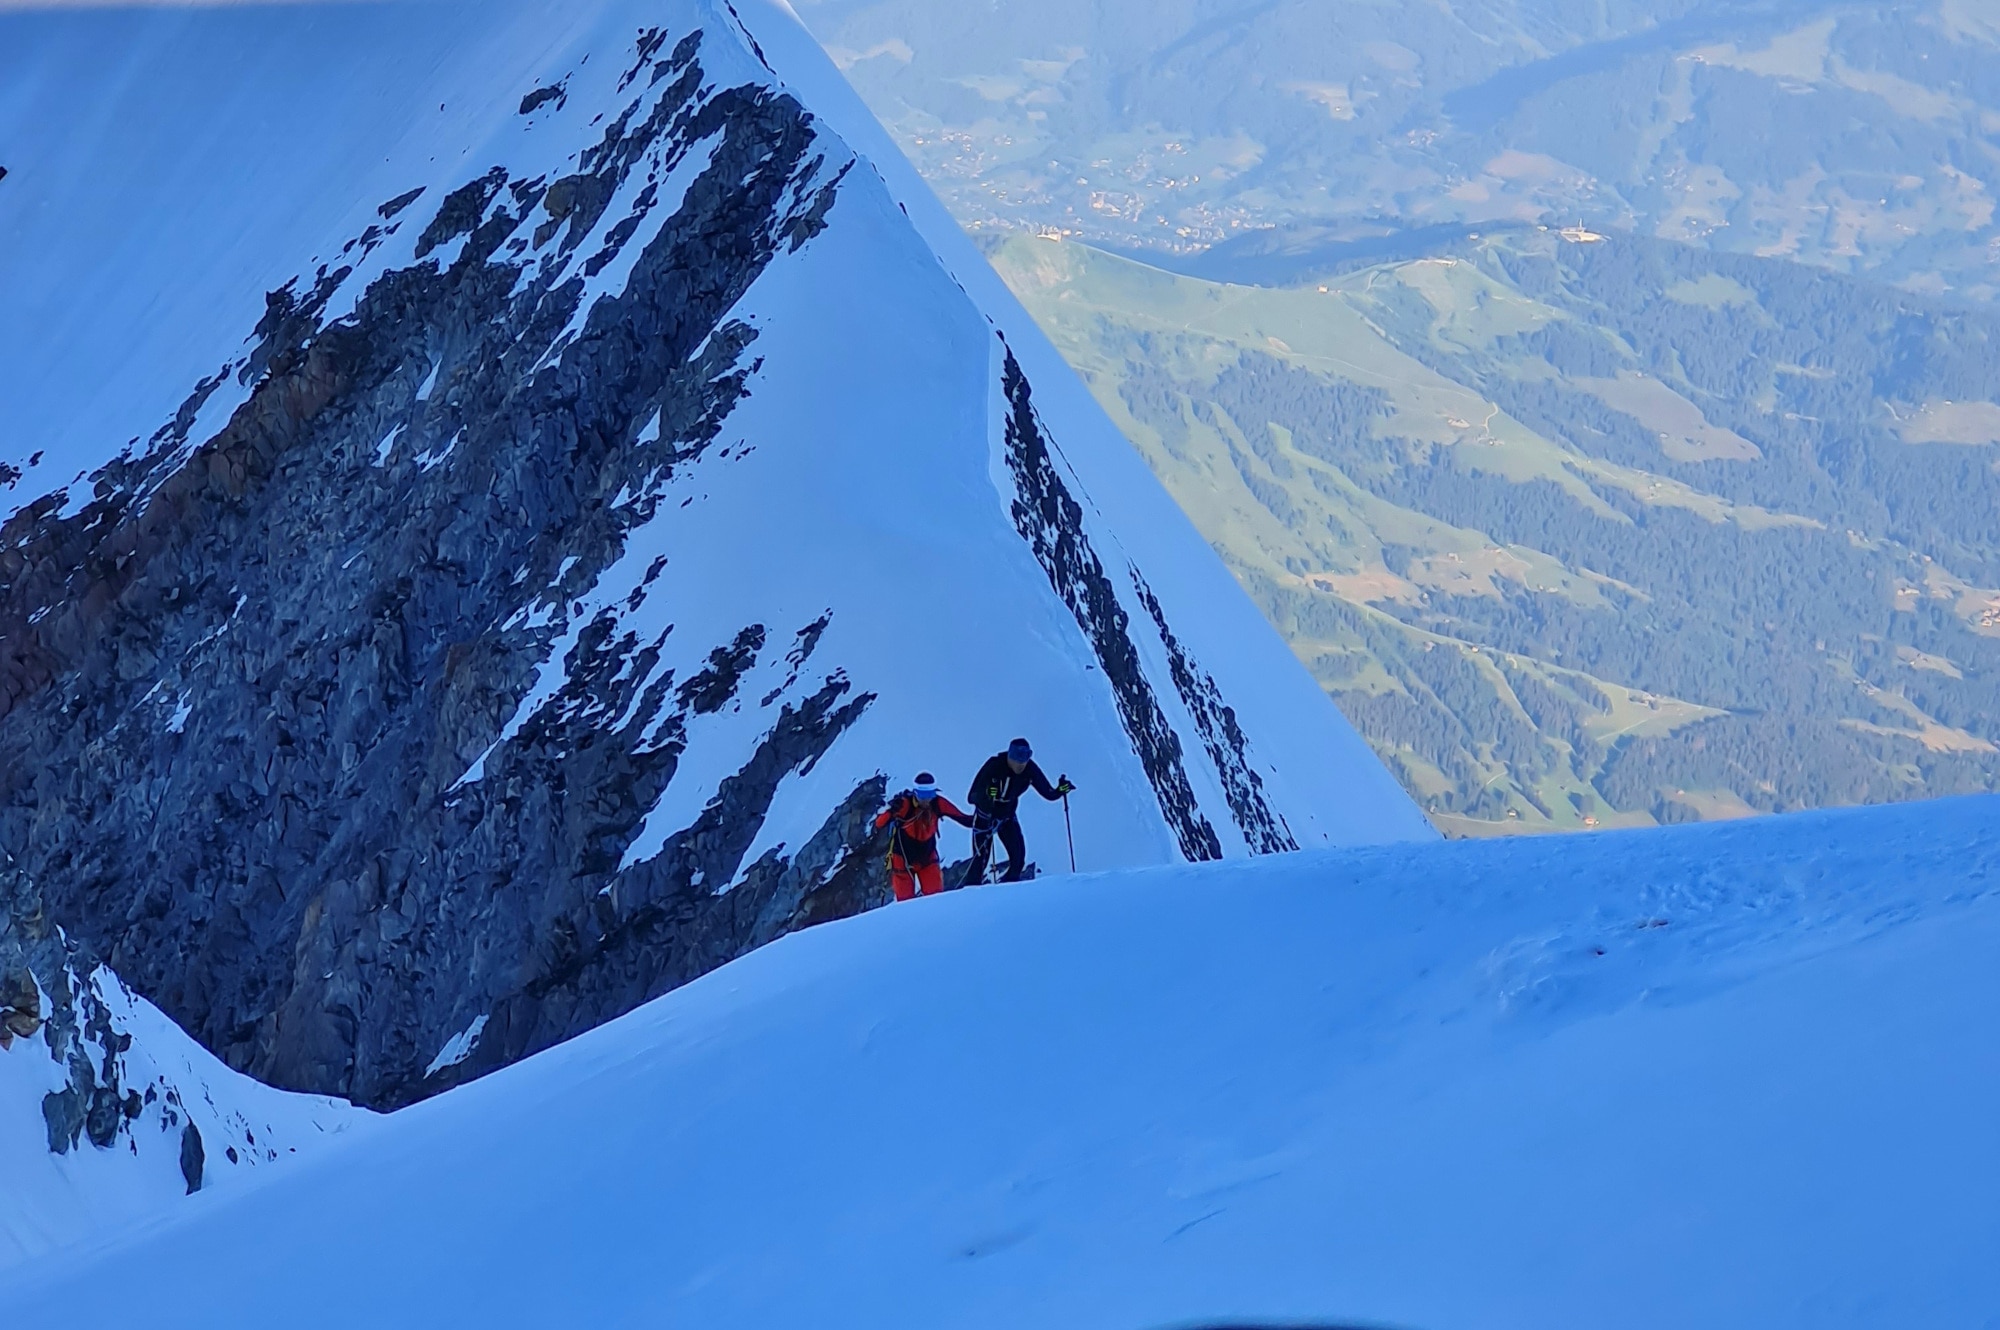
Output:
[{"xmin": 798, "ymin": 0, "xmax": 2000, "ymax": 297}]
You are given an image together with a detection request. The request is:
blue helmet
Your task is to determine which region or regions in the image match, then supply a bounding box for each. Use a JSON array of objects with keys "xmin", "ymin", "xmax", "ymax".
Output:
[
  {"xmin": 913, "ymin": 771, "xmax": 938, "ymax": 799},
  {"xmin": 1007, "ymin": 738, "xmax": 1032, "ymax": 763}
]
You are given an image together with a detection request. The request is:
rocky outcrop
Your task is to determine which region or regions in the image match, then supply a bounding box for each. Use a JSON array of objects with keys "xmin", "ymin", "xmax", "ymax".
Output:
[
  {"xmin": 0, "ymin": 9, "xmax": 1338, "ymax": 1129},
  {"xmin": 0, "ymin": 965, "xmax": 39, "ymax": 1050},
  {"xmin": 998, "ymin": 348, "xmax": 1224, "ymax": 863},
  {"xmin": 0, "ymin": 859, "xmax": 359, "ymax": 1253},
  {"xmin": 1129, "ymin": 572, "xmax": 1297, "ymax": 855},
  {"xmin": 997, "ymin": 343, "xmax": 1306, "ymax": 859},
  {"xmin": 179, "ymin": 1120, "xmax": 205, "ymax": 1195},
  {"xmin": 1, "ymin": 889, "xmax": 206, "ymax": 1177},
  {"xmin": 0, "ymin": 30, "xmax": 887, "ymax": 1110}
]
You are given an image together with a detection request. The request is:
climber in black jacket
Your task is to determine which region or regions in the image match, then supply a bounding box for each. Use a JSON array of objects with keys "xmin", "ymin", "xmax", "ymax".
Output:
[{"xmin": 963, "ymin": 737, "xmax": 1074, "ymax": 885}]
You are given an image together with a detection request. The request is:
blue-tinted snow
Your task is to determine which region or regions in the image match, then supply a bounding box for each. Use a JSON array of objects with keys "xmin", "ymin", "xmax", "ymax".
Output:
[
  {"xmin": 3, "ymin": 793, "xmax": 1995, "ymax": 1326},
  {"xmin": 0, "ymin": 0, "xmax": 1431, "ymax": 860},
  {"xmin": 0, "ymin": 970, "xmax": 367, "ymax": 1273}
]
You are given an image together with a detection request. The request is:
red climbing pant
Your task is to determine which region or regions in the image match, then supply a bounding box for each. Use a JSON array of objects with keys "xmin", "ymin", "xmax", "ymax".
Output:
[{"xmin": 890, "ymin": 857, "xmax": 945, "ymax": 901}]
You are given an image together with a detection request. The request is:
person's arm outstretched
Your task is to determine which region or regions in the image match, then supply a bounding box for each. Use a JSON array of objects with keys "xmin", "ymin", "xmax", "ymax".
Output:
[
  {"xmin": 1027, "ymin": 761, "xmax": 1069, "ymax": 801},
  {"xmin": 936, "ymin": 795, "xmax": 977, "ymax": 828}
]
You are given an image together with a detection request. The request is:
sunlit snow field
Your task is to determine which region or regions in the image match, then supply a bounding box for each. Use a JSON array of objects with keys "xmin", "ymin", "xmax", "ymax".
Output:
[{"xmin": 4, "ymin": 794, "xmax": 1995, "ymax": 1328}]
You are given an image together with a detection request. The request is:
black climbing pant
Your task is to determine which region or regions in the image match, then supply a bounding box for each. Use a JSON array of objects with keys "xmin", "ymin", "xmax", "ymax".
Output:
[{"xmin": 966, "ymin": 814, "xmax": 1026, "ymax": 885}]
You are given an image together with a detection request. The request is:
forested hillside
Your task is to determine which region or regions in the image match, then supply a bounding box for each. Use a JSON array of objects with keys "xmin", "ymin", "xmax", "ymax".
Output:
[
  {"xmin": 993, "ymin": 229, "xmax": 2000, "ymax": 833},
  {"xmin": 794, "ymin": 0, "xmax": 2000, "ymax": 833}
]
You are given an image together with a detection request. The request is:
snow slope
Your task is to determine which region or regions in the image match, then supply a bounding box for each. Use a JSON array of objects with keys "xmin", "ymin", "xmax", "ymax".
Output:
[
  {"xmin": 0, "ymin": 0, "xmax": 1433, "ymax": 1110},
  {"xmin": 0, "ymin": 0, "xmax": 1424, "ymax": 863},
  {"xmin": 0, "ymin": 967, "xmax": 364, "ymax": 1273},
  {"xmin": 4, "ymin": 794, "xmax": 1993, "ymax": 1326}
]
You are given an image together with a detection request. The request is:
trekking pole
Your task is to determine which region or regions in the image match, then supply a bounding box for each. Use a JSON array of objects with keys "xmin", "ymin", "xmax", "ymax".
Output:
[
  {"xmin": 1062, "ymin": 791, "xmax": 1076, "ymax": 873},
  {"xmin": 964, "ymin": 816, "xmax": 991, "ymax": 889}
]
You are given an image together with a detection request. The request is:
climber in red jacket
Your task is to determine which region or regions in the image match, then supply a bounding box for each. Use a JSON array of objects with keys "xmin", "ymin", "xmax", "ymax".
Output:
[{"xmin": 875, "ymin": 772, "xmax": 976, "ymax": 901}]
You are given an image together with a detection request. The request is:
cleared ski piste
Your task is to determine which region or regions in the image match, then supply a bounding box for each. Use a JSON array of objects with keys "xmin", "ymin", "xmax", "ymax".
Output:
[{"xmin": 2, "ymin": 794, "xmax": 1994, "ymax": 1327}]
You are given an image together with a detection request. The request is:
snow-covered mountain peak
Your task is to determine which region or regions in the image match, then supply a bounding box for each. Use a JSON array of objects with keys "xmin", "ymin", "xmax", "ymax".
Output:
[
  {"xmin": 0, "ymin": 8, "xmax": 1991, "ymax": 1314},
  {"xmin": 0, "ymin": 0, "xmax": 1427, "ymax": 1141}
]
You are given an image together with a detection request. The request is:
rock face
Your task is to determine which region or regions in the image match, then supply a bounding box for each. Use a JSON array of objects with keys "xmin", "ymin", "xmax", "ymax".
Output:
[
  {"xmin": 0, "ymin": 0, "xmax": 1429, "ymax": 1113},
  {"xmin": 0, "ymin": 897, "xmax": 361, "ymax": 1266},
  {"xmin": 0, "ymin": 966, "xmax": 39, "ymax": 1049},
  {"xmin": 1, "ymin": 26, "xmax": 886, "ymax": 1109}
]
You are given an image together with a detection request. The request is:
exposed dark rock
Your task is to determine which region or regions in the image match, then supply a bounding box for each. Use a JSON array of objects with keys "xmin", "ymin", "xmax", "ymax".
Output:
[
  {"xmin": 761, "ymin": 613, "xmax": 831, "ymax": 706},
  {"xmin": 377, "ymin": 187, "xmax": 426, "ymax": 221},
  {"xmin": 179, "ymin": 1121, "xmax": 205, "ymax": 1194},
  {"xmin": 998, "ymin": 346, "xmax": 1223, "ymax": 863},
  {"xmin": 519, "ymin": 81, "xmax": 569, "ymax": 116},
  {"xmin": 4, "ymin": 880, "xmax": 149, "ymax": 1155},
  {"xmin": 1130, "ymin": 572, "xmax": 1297, "ymax": 854},
  {"xmin": 0, "ymin": 30, "xmax": 887, "ymax": 1110},
  {"xmin": 42, "ymin": 1081, "xmax": 84, "ymax": 1155},
  {"xmin": 0, "ymin": 964, "xmax": 39, "ymax": 1047},
  {"xmin": 85, "ymin": 1082, "xmax": 126, "ymax": 1149},
  {"xmin": 139, "ymin": 365, "xmax": 232, "ymax": 462},
  {"xmin": 620, "ymin": 27, "xmax": 675, "ymax": 92},
  {"xmin": 680, "ymin": 627, "xmax": 766, "ymax": 715},
  {"xmin": 719, "ymin": 1, "xmax": 775, "ymax": 74},
  {"xmin": 16, "ymin": 920, "xmax": 152, "ymax": 1154},
  {"xmin": 415, "ymin": 166, "xmax": 510, "ymax": 259},
  {"xmin": 237, "ymin": 263, "xmax": 348, "ymax": 386}
]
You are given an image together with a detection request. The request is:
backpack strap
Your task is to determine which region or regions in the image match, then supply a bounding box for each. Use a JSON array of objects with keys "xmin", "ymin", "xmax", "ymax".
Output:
[{"xmin": 885, "ymin": 792, "xmax": 914, "ymax": 864}]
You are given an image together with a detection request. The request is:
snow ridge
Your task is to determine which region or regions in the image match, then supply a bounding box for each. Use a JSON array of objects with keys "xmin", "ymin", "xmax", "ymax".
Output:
[
  {"xmin": 0, "ymin": 0, "xmax": 1427, "ymax": 1128},
  {"xmin": 996, "ymin": 348, "xmax": 1223, "ymax": 862},
  {"xmin": 3, "ymin": 794, "xmax": 1993, "ymax": 1325}
]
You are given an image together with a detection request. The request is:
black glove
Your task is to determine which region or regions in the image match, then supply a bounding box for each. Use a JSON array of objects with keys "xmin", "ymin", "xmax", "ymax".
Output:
[{"xmin": 1055, "ymin": 776, "xmax": 1076, "ymax": 796}]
